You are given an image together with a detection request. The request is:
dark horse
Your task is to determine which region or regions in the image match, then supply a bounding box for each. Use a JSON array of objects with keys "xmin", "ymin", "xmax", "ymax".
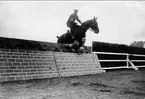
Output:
[{"xmin": 57, "ymin": 17, "xmax": 99, "ymax": 52}]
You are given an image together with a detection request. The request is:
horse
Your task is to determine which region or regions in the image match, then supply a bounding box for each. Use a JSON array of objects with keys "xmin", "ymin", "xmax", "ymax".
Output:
[{"xmin": 57, "ymin": 17, "xmax": 99, "ymax": 52}]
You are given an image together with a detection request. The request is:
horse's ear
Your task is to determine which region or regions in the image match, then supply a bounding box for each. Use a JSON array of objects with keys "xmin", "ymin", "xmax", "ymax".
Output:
[
  {"xmin": 93, "ymin": 17, "xmax": 97, "ymax": 20},
  {"xmin": 95, "ymin": 17, "xmax": 98, "ymax": 20}
]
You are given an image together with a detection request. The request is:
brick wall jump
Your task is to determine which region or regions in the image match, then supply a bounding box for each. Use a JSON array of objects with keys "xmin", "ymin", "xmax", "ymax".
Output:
[
  {"xmin": 0, "ymin": 48, "xmax": 105, "ymax": 82},
  {"xmin": 55, "ymin": 52, "xmax": 104, "ymax": 77}
]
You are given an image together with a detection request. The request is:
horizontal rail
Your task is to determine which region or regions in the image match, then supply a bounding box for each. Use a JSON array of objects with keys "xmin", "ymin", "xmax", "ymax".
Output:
[
  {"xmin": 99, "ymin": 60, "xmax": 127, "ymax": 62},
  {"xmin": 131, "ymin": 60, "xmax": 145, "ymax": 62},
  {"xmin": 102, "ymin": 66, "xmax": 130, "ymax": 70},
  {"xmin": 102, "ymin": 66, "xmax": 140, "ymax": 70},
  {"xmin": 99, "ymin": 60, "xmax": 145, "ymax": 62},
  {"xmin": 136, "ymin": 65, "xmax": 145, "ymax": 67},
  {"xmin": 131, "ymin": 54, "xmax": 145, "ymax": 57},
  {"xmin": 93, "ymin": 51, "xmax": 128, "ymax": 55}
]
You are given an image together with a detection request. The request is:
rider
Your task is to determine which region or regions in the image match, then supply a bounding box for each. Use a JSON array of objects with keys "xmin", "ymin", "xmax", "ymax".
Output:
[{"xmin": 66, "ymin": 9, "xmax": 82, "ymax": 38}]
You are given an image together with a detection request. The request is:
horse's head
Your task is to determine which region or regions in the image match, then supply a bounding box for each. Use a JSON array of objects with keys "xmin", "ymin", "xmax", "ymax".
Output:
[
  {"xmin": 89, "ymin": 17, "xmax": 99, "ymax": 34},
  {"xmin": 82, "ymin": 17, "xmax": 99, "ymax": 34}
]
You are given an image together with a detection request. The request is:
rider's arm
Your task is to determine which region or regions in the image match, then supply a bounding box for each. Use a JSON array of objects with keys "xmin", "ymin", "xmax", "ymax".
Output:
[
  {"xmin": 76, "ymin": 15, "xmax": 81, "ymax": 24},
  {"xmin": 70, "ymin": 18, "xmax": 74, "ymax": 22},
  {"xmin": 77, "ymin": 19, "xmax": 81, "ymax": 24},
  {"xmin": 69, "ymin": 14, "xmax": 75, "ymax": 22}
]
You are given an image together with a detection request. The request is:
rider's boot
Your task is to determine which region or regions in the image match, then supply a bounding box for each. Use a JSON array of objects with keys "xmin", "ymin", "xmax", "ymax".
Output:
[
  {"xmin": 67, "ymin": 30, "xmax": 70, "ymax": 33},
  {"xmin": 70, "ymin": 29, "xmax": 75, "ymax": 39}
]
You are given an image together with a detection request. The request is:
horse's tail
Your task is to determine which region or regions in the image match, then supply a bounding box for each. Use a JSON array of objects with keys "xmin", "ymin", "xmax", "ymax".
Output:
[
  {"xmin": 57, "ymin": 36, "xmax": 62, "ymax": 43},
  {"xmin": 56, "ymin": 36, "xmax": 59, "ymax": 39}
]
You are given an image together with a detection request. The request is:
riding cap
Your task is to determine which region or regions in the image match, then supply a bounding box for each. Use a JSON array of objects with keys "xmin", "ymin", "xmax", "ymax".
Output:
[{"xmin": 74, "ymin": 9, "xmax": 78, "ymax": 12}]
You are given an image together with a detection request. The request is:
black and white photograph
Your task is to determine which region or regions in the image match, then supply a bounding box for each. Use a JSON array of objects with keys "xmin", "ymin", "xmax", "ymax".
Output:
[{"xmin": 0, "ymin": 1, "xmax": 145, "ymax": 99}]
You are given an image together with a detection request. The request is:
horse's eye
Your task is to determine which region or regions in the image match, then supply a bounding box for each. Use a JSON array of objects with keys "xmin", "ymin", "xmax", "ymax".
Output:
[{"xmin": 91, "ymin": 26, "xmax": 96, "ymax": 30}]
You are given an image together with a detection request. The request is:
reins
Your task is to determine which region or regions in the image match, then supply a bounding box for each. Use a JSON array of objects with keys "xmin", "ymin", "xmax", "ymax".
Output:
[{"xmin": 81, "ymin": 20, "xmax": 96, "ymax": 33}]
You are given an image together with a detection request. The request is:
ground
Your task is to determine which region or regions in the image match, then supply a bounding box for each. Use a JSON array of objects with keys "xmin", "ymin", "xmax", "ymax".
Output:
[{"xmin": 0, "ymin": 68, "xmax": 145, "ymax": 99}]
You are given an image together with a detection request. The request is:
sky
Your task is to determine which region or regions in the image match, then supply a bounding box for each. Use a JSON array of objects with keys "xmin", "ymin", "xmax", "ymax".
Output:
[{"xmin": 0, "ymin": 1, "xmax": 145, "ymax": 46}]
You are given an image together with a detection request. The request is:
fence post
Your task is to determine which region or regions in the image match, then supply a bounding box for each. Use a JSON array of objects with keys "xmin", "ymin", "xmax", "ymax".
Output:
[
  {"xmin": 127, "ymin": 54, "xmax": 138, "ymax": 70},
  {"xmin": 127, "ymin": 54, "xmax": 129, "ymax": 68}
]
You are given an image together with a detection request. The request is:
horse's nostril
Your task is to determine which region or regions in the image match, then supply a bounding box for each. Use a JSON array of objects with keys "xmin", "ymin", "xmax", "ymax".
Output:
[{"xmin": 96, "ymin": 30, "xmax": 99, "ymax": 33}]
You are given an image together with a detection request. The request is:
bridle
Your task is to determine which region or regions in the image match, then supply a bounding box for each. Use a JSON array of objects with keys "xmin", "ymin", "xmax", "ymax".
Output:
[{"xmin": 81, "ymin": 19, "xmax": 97, "ymax": 33}]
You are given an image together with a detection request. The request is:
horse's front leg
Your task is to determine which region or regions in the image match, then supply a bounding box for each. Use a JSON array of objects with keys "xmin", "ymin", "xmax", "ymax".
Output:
[
  {"xmin": 81, "ymin": 38, "xmax": 86, "ymax": 47},
  {"xmin": 65, "ymin": 44, "xmax": 73, "ymax": 48},
  {"xmin": 64, "ymin": 41, "xmax": 79, "ymax": 53},
  {"xmin": 78, "ymin": 38, "xmax": 86, "ymax": 53}
]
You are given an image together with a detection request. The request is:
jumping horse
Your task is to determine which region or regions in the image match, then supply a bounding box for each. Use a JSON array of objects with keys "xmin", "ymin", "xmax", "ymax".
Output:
[{"xmin": 57, "ymin": 17, "xmax": 99, "ymax": 52}]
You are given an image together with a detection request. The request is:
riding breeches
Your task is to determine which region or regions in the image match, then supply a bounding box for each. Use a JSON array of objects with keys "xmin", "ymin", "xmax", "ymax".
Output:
[{"xmin": 67, "ymin": 22, "xmax": 77, "ymax": 37}]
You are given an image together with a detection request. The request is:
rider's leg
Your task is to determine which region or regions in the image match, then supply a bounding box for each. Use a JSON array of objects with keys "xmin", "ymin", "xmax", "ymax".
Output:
[
  {"xmin": 70, "ymin": 27, "xmax": 75, "ymax": 39},
  {"xmin": 71, "ymin": 28, "xmax": 75, "ymax": 37},
  {"xmin": 66, "ymin": 22, "xmax": 72, "ymax": 34},
  {"xmin": 70, "ymin": 22, "xmax": 77, "ymax": 38}
]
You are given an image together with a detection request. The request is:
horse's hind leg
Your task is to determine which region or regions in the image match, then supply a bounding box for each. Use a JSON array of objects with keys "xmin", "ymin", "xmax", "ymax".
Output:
[
  {"xmin": 57, "ymin": 38, "xmax": 61, "ymax": 43},
  {"xmin": 57, "ymin": 34, "xmax": 65, "ymax": 44}
]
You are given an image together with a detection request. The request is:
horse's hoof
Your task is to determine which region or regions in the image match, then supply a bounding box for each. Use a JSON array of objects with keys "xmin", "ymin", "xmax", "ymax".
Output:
[
  {"xmin": 74, "ymin": 41, "xmax": 79, "ymax": 46},
  {"xmin": 79, "ymin": 47, "xmax": 85, "ymax": 50},
  {"xmin": 77, "ymin": 51, "xmax": 82, "ymax": 55},
  {"xmin": 71, "ymin": 49, "xmax": 76, "ymax": 53},
  {"xmin": 65, "ymin": 44, "xmax": 72, "ymax": 48}
]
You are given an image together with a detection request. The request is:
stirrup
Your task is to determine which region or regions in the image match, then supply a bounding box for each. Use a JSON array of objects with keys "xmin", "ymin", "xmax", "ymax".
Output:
[
  {"xmin": 67, "ymin": 30, "xmax": 70, "ymax": 33},
  {"xmin": 71, "ymin": 34, "xmax": 75, "ymax": 39}
]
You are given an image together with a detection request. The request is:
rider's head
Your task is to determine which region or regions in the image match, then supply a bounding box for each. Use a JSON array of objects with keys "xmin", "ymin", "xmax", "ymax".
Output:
[{"xmin": 74, "ymin": 9, "xmax": 78, "ymax": 15}]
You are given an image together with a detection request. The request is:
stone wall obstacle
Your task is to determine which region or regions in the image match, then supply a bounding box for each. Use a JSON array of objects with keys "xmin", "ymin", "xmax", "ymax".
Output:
[{"xmin": 0, "ymin": 48, "xmax": 105, "ymax": 82}]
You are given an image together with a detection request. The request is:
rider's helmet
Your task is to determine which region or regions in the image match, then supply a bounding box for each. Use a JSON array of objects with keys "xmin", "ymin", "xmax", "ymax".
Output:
[{"xmin": 74, "ymin": 9, "xmax": 78, "ymax": 14}]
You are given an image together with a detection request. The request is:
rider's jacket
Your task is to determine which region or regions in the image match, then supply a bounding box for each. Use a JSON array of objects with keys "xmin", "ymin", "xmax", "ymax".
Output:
[{"xmin": 66, "ymin": 13, "xmax": 81, "ymax": 28}]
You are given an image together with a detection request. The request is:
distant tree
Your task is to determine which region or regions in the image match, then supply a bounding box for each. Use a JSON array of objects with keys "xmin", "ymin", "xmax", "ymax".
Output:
[{"xmin": 130, "ymin": 41, "xmax": 145, "ymax": 48}]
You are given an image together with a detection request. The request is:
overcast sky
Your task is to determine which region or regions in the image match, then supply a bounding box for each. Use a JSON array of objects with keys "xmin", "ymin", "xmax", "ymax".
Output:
[{"xmin": 0, "ymin": 1, "xmax": 145, "ymax": 46}]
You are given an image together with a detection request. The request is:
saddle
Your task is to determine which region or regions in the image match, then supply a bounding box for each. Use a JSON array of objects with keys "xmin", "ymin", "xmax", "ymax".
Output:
[
  {"xmin": 66, "ymin": 29, "xmax": 74, "ymax": 39},
  {"xmin": 67, "ymin": 25, "xmax": 81, "ymax": 39}
]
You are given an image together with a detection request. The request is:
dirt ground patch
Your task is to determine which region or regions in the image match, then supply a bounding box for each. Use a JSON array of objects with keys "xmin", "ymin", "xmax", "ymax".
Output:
[{"xmin": 1, "ymin": 68, "xmax": 145, "ymax": 99}]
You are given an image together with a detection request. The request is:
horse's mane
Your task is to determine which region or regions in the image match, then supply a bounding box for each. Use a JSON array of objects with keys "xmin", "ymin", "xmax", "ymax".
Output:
[
  {"xmin": 82, "ymin": 19, "xmax": 93, "ymax": 26},
  {"xmin": 82, "ymin": 19, "xmax": 92, "ymax": 24}
]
